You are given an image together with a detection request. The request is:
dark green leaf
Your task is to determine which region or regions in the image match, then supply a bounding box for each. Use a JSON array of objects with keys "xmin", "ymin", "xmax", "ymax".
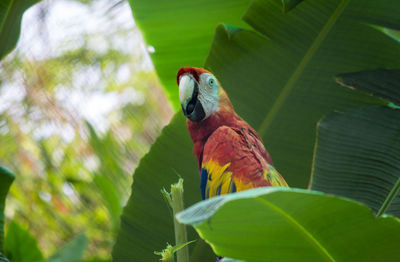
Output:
[
  {"xmin": 310, "ymin": 106, "xmax": 400, "ymax": 217},
  {"xmin": 0, "ymin": 166, "xmax": 14, "ymax": 251},
  {"xmin": 281, "ymin": 0, "xmax": 304, "ymax": 12},
  {"xmin": 335, "ymin": 69, "xmax": 400, "ymax": 106},
  {"xmin": 4, "ymin": 221, "xmax": 44, "ymax": 262},
  {"xmin": 0, "ymin": 0, "xmax": 40, "ymax": 59},
  {"xmin": 177, "ymin": 187, "xmax": 400, "ymax": 262}
]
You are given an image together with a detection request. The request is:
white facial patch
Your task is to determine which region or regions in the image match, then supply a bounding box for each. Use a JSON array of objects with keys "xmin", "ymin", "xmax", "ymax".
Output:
[
  {"xmin": 198, "ymin": 73, "xmax": 219, "ymax": 119},
  {"xmin": 179, "ymin": 75, "xmax": 195, "ymax": 104}
]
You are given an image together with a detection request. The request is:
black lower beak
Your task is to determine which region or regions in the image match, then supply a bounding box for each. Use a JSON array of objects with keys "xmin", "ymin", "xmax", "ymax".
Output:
[
  {"xmin": 186, "ymin": 100, "xmax": 196, "ymax": 115},
  {"xmin": 182, "ymin": 82, "xmax": 205, "ymax": 122},
  {"xmin": 182, "ymin": 98, "xmax": 205, "ymax": 122}
]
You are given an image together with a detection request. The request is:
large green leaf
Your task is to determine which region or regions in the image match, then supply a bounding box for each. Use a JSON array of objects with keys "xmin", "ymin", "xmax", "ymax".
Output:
[
  {"xmin": 127, "ymin": 0, "xmax": 252, "ymax": 108},
  {"xmin": 310, "ymin": 69, "xmax": 400, "ymax": 217},
  {"xmin": 177, "ymin": 187, "xmax": 400, "ymax": 262},
  {"xmin": 114, "ymin": 0, "xmax": 400, "ymax": 260},
  {"xmin": 0, "ymin": 0, "xmax": 40, "ymax": 60},
  {"xmin": 310, "ymin": 106, "xmax": 400, "ymax": 217},
  {"xmin": 0, "ymin": 166, "xmax": 14, "ymax": 252},
  {"xmin": 4, "ymin": 221, "xmax": 44, "ymax": 262}
]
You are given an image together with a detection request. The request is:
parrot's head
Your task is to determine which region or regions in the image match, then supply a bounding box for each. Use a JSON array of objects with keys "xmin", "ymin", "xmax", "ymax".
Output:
[{"xmin": 177, "ymin": 67, "xmax": 230, "ymax": 122}]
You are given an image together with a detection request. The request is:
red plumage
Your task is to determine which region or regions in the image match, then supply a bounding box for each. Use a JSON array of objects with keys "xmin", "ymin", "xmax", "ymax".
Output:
[
  {"xmin": 178, "ymin": 67, "xmax": 287, "ymax": 199},
  {"xmin": 177, "ymin": 67, "xmax": 207, "ymax": 85}
]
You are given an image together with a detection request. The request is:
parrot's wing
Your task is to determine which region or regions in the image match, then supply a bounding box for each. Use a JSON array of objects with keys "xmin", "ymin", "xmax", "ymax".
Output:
[{"xmin": 201, "ymin": 126, "xmax": 287, "ymax": 199}]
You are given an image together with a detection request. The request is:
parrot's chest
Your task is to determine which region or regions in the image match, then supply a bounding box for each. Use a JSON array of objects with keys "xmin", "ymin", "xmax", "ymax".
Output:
[{"xmin": 198, "ymin": 125, "xmax": 288, "ymax": 200}]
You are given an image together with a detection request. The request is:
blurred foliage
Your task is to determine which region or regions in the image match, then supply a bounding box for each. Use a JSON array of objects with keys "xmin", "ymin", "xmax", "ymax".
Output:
[
  {"xmin": 4, "ymin": 221, "xmax": 44, "ymax": 262},
  {"xmin": 0, "ymin": 0, "xmax": 172, "ymax": 260},
  {"xmin": 0, "ymin": 167, "xmax": 14, "ymax": 252},
  {"xmin": 4, "ymin": 220, "xmax": 88, "ymax": 262},
  {"xmin": 44, "ymin": 233, "xmax": 88, "ymax": 262}
]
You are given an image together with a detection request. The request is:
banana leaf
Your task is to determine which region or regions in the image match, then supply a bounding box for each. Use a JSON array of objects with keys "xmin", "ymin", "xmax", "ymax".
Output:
[
  {"xmin": 177, "ymin": 187, "xmax": 400, "ymax": 262},
  {"xmin": 311, "ymin": 69, "xmax": 400, "ymax": 217},
  {"xmin": 0, "ymin": 0, "xmax": 40, "ymax": 59}
]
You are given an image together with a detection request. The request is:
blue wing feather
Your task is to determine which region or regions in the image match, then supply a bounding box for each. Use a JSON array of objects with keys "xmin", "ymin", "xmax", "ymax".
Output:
[{"xmin": 200, "ymin": 168, "xmax": 208, "ymax": 200}]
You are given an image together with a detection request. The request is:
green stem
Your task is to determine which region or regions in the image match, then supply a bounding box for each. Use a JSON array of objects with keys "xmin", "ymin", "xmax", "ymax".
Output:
[
  {"xmin": 162, "ymin": 179, "xmax": 189, "ymax": 262},
  {"xmin": 376, "ymin": 177, "xmax": 400, "ymax": 217}
]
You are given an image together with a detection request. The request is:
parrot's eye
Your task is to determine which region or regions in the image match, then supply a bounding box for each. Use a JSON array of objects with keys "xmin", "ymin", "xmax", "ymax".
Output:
[{"xmin": 208, "ymin": 78, "xmax": 215, "ymax": 87}]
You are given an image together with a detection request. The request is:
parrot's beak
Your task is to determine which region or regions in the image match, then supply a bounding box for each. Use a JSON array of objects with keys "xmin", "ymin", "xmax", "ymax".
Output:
[{"xmin": 179, "ymin": 74, "xmax": 205, "ymax": 122}]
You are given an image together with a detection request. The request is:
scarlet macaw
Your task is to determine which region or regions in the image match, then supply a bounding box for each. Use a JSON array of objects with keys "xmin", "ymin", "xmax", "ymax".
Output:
[{"xmin": 177, "ymin": 67, "xmax": 288, "ymax": 200}]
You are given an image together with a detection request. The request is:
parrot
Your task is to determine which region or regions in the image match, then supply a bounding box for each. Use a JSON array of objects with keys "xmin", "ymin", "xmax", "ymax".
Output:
[{"xmin": 177, "ymin": 67, "xmax": 288, "ymax": 200}]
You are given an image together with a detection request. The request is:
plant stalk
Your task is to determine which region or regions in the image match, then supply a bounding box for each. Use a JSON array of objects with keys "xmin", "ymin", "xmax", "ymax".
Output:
[
  {"xmin": 376, "ymin": 177, "xmax": 400, "ymax": 217},
  {"xmin": 162, "ymin": 179, "xmax": 189, "ymax": 262}
]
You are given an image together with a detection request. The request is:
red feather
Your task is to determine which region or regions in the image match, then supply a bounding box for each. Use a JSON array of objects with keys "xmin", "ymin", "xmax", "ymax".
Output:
[
  {"xmin": 187, "ymin": 106, "xmax": 273, "ymax": 172},
  {"xmin": 203, "ymin": 126, "xmax": 273, "ymax": 187},
  {"xmin": 178, "ymin": 67, "xmax": 287, "ymax": 198},
  {"xmin": 177, "ymin": 67, "xmax": 209, "ymax": 85}
]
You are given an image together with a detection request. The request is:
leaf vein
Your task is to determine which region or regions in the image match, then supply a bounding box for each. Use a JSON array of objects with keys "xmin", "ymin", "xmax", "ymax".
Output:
[
  {"xmin": 258, "ymin": 0, "xmax": 351, "ymax": 136},
  {"xmin": 255, "ymin": 197, "xmax": 336, "ymax": 262}
]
